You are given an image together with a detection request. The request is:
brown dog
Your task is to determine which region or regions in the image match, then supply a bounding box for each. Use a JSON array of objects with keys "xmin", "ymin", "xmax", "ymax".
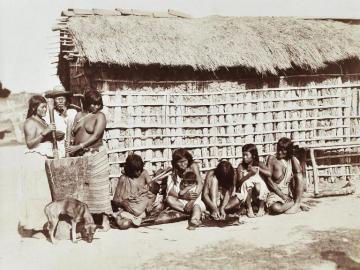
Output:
[{"xmin": 44, "ymin": 198, "xmax": 102, "ymax": 244}]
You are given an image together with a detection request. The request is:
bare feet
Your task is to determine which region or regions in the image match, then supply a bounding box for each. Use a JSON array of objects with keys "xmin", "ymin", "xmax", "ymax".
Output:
[
  {"xmin": 285, "ymin": 204, "xmax": 301, "ymax": 214},
  {"xmin": 99, "ymin": 215, "xmax": 111, "ymax": 232},
  {"xmin": 247, "ymin": 208, "xmax": 256, "ymax": 218},
  {"xmin": 300, "ymin": 203, "xmax": 310, "ymax": 212},
  {"xmin": 256, "ymin": 208, "xmax": 265, "ymax": 217},
  {"xmin": 210, "ymin": 212, "xmax": 220, "ymax": 220},
  {"xmin": 187, "ymin": 218, "xmax": 201, "ymax": 230},
  {"xmin": 32, "ymin": 231, "xmax": 47, "ymax": 239}
]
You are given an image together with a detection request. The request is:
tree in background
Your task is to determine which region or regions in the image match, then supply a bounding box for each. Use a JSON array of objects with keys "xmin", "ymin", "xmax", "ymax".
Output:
[{"xmin": 0, "ymin": 81, "xmax": 11, "ymax": 98}]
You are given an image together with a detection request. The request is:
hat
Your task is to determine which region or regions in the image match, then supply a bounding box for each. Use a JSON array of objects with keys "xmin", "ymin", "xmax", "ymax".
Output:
[{"xmin": 45, "ymin": 85, "xmax": 73, "ymax": 98}]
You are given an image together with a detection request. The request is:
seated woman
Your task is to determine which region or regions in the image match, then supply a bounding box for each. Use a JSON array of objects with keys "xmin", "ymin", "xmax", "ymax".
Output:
[
  {"xmin": 202, "ymin": 160, "xmax": 236, "ymax": 220},
  {"xmin": 166, "ymin": 148, "xmax": 205, "ymax": 228},
  {"xmin": 112, "ymin": 154, "xmax": 154, "ymax": 229},
  {"xmin": 226, "ymin": 144, "xmax": 270, "ymax": 218},
  {"xmin": 66, "ymin": 90, "xmax": 112, "ymax": 230}
]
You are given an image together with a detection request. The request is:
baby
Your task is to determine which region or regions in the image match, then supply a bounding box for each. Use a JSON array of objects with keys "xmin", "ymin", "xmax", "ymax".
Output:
[{"xmin": 178, "ymin": 171, "xmax": 206, "ymax": 228}]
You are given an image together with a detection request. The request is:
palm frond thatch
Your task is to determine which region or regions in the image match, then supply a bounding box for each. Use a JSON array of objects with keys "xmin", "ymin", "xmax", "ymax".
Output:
[{"xmin": 66, "ymin": 16, "xmax": 360, "ymax": 75}]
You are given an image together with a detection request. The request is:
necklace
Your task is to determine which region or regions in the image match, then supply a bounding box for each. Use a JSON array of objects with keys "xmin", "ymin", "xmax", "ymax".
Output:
[
  {"xmin": 72, "ymin": 112, "xmax": 92, "ymax": 134},
  {"xmin": 31, "ymin": 115, "xmax": 48, "ymax": 127}
]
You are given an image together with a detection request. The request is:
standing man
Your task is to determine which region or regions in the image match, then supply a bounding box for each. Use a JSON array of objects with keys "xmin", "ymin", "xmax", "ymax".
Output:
[
  {"xmin": 265, "ymin": 137, "xmax": 308, "ymax": 214},
  {"xmin": 44, "ymin": 85, "xmax": 78, "ymax": 158}
]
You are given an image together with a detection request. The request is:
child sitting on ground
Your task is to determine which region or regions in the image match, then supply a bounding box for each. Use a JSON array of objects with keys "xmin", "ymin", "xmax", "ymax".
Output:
[
  {"xmin": 112, "ymin": 154, "xmax": 156, "ymax": 229},
  {"xmin": 236, "ymin": 144, "xmax": 271, "ymax": 218},
  {"xmin": 170, "ymin": 171, "xmax": 206, "ymax": 229},
  {"xmin": 115, "ymin": 181, "xmax": 161, "ymax": 229}
]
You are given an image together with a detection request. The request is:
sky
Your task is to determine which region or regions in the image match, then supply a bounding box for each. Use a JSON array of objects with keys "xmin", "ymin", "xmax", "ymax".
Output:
[{"xmin": 0, "ymin": 0, "xmax": 359, "ymax": 93}]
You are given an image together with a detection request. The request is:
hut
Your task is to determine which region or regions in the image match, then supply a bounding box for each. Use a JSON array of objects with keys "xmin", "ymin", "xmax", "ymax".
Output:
[{"xmin": 53, "ymin": 9, "xmax": 360, "ymax": 194}]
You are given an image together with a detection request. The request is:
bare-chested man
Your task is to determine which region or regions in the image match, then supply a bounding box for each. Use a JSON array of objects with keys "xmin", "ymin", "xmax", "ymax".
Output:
[{"xmin": 265, "ymin": 137, "xmax": 308, "ymax": 214}]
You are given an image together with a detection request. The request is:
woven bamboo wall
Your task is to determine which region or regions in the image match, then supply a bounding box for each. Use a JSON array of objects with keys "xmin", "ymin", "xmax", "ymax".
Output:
[{"xmin": 98, "ymin": 81, "xmax": 360, "ymax": 183}]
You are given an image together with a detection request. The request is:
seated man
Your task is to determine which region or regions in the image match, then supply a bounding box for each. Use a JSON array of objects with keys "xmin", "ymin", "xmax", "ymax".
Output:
[{"xmin": 265, "ymin": 137, "xmax": 308, "ymax": 214}]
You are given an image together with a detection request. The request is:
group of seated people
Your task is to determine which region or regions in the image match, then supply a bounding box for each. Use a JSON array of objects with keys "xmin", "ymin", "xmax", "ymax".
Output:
[
  {"xmin": 20, "ymin": 88, "xmax": 308, "ymax": 237},
  {"xmin": 111, "ymin": 137, "xmax": 309, "ymax": 230}
]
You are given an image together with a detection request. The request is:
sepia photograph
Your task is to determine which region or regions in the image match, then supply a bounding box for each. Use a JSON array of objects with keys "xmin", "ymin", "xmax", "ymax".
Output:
[{"xmin": 0, "ymin": 0, "xmax": 360, "ymax": 269}]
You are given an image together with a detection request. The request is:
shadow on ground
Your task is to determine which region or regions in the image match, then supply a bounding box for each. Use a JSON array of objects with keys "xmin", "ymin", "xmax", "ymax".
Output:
[{"xmin": 141, "ymin": 228, "xmax": 360, "ymax": 270}]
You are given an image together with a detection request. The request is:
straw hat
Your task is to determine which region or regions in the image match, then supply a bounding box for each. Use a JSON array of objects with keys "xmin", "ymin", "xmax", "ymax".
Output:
[{"xmin": 45, "ymin": 85, "xmax": 73, "ymax": 98}]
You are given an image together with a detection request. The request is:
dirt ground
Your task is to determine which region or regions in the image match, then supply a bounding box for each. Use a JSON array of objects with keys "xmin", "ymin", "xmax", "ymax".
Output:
[{"xmin": 1, "ymin": 145, "xmax": 360, "ymax": 270}]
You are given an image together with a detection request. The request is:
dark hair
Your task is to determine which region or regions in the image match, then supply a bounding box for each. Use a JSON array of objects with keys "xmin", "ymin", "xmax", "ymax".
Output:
[
  {"xmin": 26, "ymin": 95, "xmax": 47, "ymax": 118},
  {"xmin": 171, "ymin": 148, "xmax": 194, "ymax": 170},
  {"xmin": 149, "ymin": 181, "xmax": 160, "ymax": 195},
  {"xmin": 124, "ymin": 154, "xmax": 144, "ymax": 178},
  {"xmin": 183, "ymin": 171, "xmax": 197, "ymax": 184},
  {"xmin": 214, "ymin": 160, "xmax": 234, "ymax": 190},
  {"xmin": 83, "ymin": 90, "xmax": 103, "ymax": 111},
  {"xmin": 277, "ymin": 137, "xmax": 294, "ymax": 159},
  {"xmin": 241, "ymin": 144, "xmax": 259, "ymax": 169}
]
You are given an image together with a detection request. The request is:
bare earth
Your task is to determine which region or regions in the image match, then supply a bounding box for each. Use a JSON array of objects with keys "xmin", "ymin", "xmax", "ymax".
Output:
[{"xmin": 1, "ymin": 145, "xmax": 360, "ymax": 270}]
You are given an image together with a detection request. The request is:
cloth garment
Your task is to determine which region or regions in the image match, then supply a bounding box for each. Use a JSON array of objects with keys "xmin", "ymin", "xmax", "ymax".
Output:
[
  {"xmin": 166, "ymin": 173, "xmax": 206, "ymax": 212},
  {"xmin": 18, "ymin": 150, "xmax": 52, "ymax": 230},
  {"xmin": 81, "ymin": 147, "xmax": 112, "ymax": 214},
  {"xmin": 235, "ymin": 167, "xmax": 269, "ymax": 203},
  {"xmin": 45, "ymin": 108, "xmax": 77, "ymax": 158}
]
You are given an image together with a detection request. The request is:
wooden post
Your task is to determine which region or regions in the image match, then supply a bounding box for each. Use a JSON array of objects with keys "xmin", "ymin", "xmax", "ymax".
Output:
[
  {"xmin": 48, "ymin": 99, "xmax": 59, "ymax": 160},
  {"xmin": 310, "ymin": 148, "xmax": 319, "ymax": 195}
]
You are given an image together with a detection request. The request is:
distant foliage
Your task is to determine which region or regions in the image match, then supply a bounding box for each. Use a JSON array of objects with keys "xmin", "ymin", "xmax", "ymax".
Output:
[{"xmin": 0, "ymin": 81, "xmax": 11, "ymax": 98}]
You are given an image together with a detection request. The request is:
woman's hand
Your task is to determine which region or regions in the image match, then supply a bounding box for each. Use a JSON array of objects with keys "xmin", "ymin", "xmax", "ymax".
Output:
[
  {"xmin": 66, "ymin": 144, "xmax": 82, "ymax": 155},
  {"xmin": 42, "ymin": 123, "xmax": 56, "ymax": 136},
  {"xmin": 211, "ymin": 209, "xmax": 221, "ymax": 220},
  {"xmin": 184, "ymin": 200, "xmax": 195, "ymax": 214},
  {"xmin": 55, "ymin": 130, "xmax": 65, "ymax": 141},
  {"xmin": 247, "ymin": 165, "xmax": 258, "ymax": 175},
  {"xmin": 180, "ymin": 191, "xmax": 198, "ymax": 200}
]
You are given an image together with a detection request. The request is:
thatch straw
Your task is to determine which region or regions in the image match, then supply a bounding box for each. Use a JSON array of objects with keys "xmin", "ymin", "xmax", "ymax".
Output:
[{"xmin": 65, "ymin": 15, "xmax": 360, "ymax": 75}]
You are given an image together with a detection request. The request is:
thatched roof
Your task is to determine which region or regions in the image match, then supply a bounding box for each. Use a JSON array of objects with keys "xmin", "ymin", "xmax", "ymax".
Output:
[{"xmin": 58, "ymin": 9, "xmax": 360, "ymax": 75}]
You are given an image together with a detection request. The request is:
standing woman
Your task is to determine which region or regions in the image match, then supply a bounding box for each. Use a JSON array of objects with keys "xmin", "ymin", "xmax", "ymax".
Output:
[
  {"xmin": 19, "ymin": 95, "xmax": 61, "ymax": 235},
  {"xmin": 66, "ymin": 90, "xmax": 112, "ymax": 229}
]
